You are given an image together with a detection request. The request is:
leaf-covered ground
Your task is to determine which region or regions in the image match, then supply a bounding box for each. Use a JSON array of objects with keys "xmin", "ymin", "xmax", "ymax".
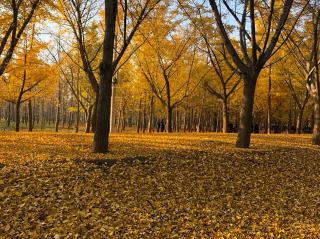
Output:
[{"xmin": 0, "ymin": 132, "xmax": 320, "ymax": 238}]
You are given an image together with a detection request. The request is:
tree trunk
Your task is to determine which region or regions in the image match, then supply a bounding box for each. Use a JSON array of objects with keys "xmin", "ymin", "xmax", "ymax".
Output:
[
  {"xmin": 55, "ymin": 80, "xmax": 61, "ymax": 132},
  {"xmin": 176, "ymin": 106, "xmax": 180, "ymax": 132},
  {"xmin": 183, "ymin": 109, "xmax": 187, "ymax": 132},
  {"xmin": 222, "ymin": 99, "xmax": 229, "ymax": 133},
  {"xmin": 267, "ymin": 66, "xmax": 272, "ymax": 134},
  {"xmin": 148, "ymin": 96, "xmax": 154, "ymax": 133},
  {"xmin": 216, "ymin": 110, "xmax": 220, "ymax": 132},
  {"xmin": 167, "ymin": 106, "xmax": 173, "ymax": 132},
  {"xmin": 75, "ymin": 103, "xmax": 80, "ymax": 133},
  {"xmin": 236, "ymin": 79, "xmax": 257, "ymax": 148},
  {"xmin": 296, "ymin": 107, "xmax": 304, "ymax": 134},
  {"xmin": 92, "ymin": 0, "xmax": 117, "ymax": 153},
  {"xmin": 110, "ymin": 82, "xmax": 117, "ymax": 133},
  {"xmin": 142, "ymin": 101, "xmax": 146, "ymax": 133},
  {"xmin": 312, "ymin": 10, "xmax": 320, "ymax": 145},
  {"xmin": 7, "ymin": 102, "xmax": 11, "ymax": 127},
  {"xmin": 312, "ymin": 100, "xmax": 320, "ymax": 145},
  {"xmin": 137, "ymin": 99, "xmax": 142, "ymax": 133},
  {"xmin": 188, "ymin": 109, "xmax": 192, "ymax": 132},
  {"xmin": 91, "ymin": 94, "xmax": 98, "ymax": 133},
  {"xmin": 93, "ymin": 81, "xmax": 112, "ymax": 152},
  {"xmin": 15, "ymin": 102, "xmax": 21, "ymax": 132},
  {"xmin": 117, "ymin": 110, "xmax": 122, "ymax": 132},
  {"xmin": 28, "ymin": 99, "xmax": 33, "ymax": 132},
  {"xmin": 68, "ymin": 112, "xmax": 72, "ymax": 129},
  {"xmin": 121, "ymin": 103, "xmax": 126, "ymax": 131},
  {"xmin": 85, "ymin": 105, "xmax": 93, "ymax": 133},
  {"xmin": 197, "ymin": 92, "xmax": 205, "ymax": 133}
]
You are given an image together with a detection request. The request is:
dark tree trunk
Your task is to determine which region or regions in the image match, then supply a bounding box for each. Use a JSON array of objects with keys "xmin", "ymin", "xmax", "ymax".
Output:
[
  {"xmin": 216, "ymin": 110, "xmax": 220, "ymax": 132},
  {"xmin": 93, "ymin": 0, "xmax": 117, "ymax": 153},
  {"xmin": 167, "ymin": 106, "xmax": 173, "ymax": 132},
  {"xmin": 312, "ymin": 10, "xmax": 320, "ymax": 145},
  {"xmin": 15, "ymin": 102, "xmax": 21, "ymax": 132},
  {"xmin": 28, "ymin": 99, "xmax": 33, "ymax": 132},
  {"xmin": 148, "ymin": 96, "xmax": 154, "ymax": 133},
  {"xmin": 137, "ymin": 99, "xmax": 142, "ymax": 133},
  {"xmin": 236, "ymin": 78, "xmax": 257, "ymax": 148},
  {"xmin": 7, "ymin": 102, "xmax": 11, "ymax": 127},
  {"xmin": 188, "ymin": 109, "xmax": 192, "ymax": 132},
  {"xmin": 68, "ymin": 112, "xmax": 72, "ymax": 129},
  {"xmin": 91, "ymin": 94, "xmax": 98, "ymax": 133},
  {"xmin": 55, "ymin": 81, "xmax": 61, "ymax": 132},
  {"xmin": 75, "ymin": 105, "xmax": 80, "ymax": 133},
  {"xmin": 142, "ymin": 101, "xmax": 146, "ymax": 133},
  {"xmin": 197, "ymin": 92, "xmax": 205, "ymax": 133},
  {"xmin": 312, "ymin": 100, "xmax": 320, "ymax": 145}
]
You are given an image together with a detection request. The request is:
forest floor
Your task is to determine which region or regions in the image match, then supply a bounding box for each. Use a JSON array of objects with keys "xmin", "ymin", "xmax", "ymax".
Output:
[{"xmin": 0, "ymin": 132, "xmax": 320, "ymax": 238}]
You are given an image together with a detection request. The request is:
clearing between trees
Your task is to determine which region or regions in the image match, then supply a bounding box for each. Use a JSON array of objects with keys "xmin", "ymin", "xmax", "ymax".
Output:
[{"xmin": 0, "ymin": 132, "xmax": 320, "ymax": 238}]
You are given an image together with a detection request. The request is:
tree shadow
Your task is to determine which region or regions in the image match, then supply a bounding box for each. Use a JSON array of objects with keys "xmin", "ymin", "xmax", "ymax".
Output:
[{"xmin": 73, "ymin": 155, "xmax": 151, "ymax": 170}]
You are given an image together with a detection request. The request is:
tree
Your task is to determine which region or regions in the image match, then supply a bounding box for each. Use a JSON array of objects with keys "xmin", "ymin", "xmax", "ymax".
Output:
[
  {"xmin": 178, "ymin": 2, "xmax": 241, "ymax": 133},
  {"xmin": 284, "ymin": 1, "xmax": 320, "ymax": 142},
  {"xmin": 207, "ymin": 0, "xmax": 304, "ymax": 148},
  {"xmin": 93, "ymin": 0, "xmax": 161, "ymax": 153},
  {"xmin": 306, "ymin": 5, "xmax": 320, "ymax": 144},
  {"xmin": 0, "ymin": 29, "xmax": 53, "ymax": 131},
  {"xmin": 54, "ymin": 0, "xmax": 102, "ymax": 132},
  {"xmin": 136, "ymin": 25, "xmax": 199, "ymax": 132},
  {"xmin": 0, "ymin": 0, "xmax": 41, "ymax": 77}
]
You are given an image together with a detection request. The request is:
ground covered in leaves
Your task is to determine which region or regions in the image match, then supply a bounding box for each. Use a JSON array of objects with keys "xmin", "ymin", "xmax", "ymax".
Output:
[{"xmin": 1, "ymin": 132, "xmax": 320, "ymax": 238}]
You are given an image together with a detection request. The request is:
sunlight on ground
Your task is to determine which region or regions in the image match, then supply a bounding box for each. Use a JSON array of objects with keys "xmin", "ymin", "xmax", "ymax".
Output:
[{"xmin": 0, "ymin": 132, "xmax": 320, "ymax": 238}]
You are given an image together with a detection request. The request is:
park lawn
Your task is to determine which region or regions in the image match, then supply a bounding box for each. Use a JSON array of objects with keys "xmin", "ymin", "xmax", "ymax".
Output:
[{"xmin": 0, "ymin": 132, "xmax": 320, "ymax": 238}]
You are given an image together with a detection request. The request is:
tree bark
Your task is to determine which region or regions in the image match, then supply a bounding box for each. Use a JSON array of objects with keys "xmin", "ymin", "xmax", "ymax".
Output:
[
  {"xmin": 312, "ymin": 100, "xmax": 320, "ymax": 145},
  {"xmin": 183, "ymin": 108, "xmax": 187, "ymax": 132},
  {"xmin": 28, "ymin": 99, "xmax": 33, "ymax": 132},
  {"xmin": 296, "ymin": 107, "xmax": 305, "ymax": 134},
  {"xmin": 15, "ymin": 102, "xmax": 21, "ymax": 132},
  {"xmin": 137, "ymin": 99, "xmax": 142, "ymax": 133},
  {"xmin": 55, "ymin": 80, "xmax": 61, "ymax": 132},
  {"xmin": 75, "ymin": 87, "xmax": 80, "ymax": 133},
  {"xmin": 312, "ymin": 10, "xmax": 320, "ymax": 145},
  {"xmin": 117, "ymin": 110, "xmax": 122, "ymax": 132},
  {"xmin": 93, "ymin": 0, "xmax": 117, "ymax": 153},
  {"xmin": 110, "ymin": 82, "xmax": 117, "ymax": 133},
  {"xmin": 91, "ymin": 94, "xmax": 98, "ymax": 133},
  {"xmin": 222, "ymin": 99, "xmax": 229, "ymax": 133},
  {"xmin": 85, "ymin": 105, "xmax": 93, "ymax": 133},
  {"xmin": 267, "ymin": 66, "xmax": 272, "ymax": 134},
  {"xmin": 7, "ymin": 102, "xmax": 11, "ymax": 127},
  {"xmin": 148, "ymin": 96, "xmax": 154, "ymax": 133},
  {"xmin": 142, "ymin": 100, "xmax": 147, "ymax": 133},
  {"xmin": 236, "ymin": 78, "xmax": 257, "ymax": 148},
  {"xmin": 176, "ymin": 106, "xmax": 180, "ymax": 132},
  {"xmin": 167, "ymin": 106, "xmax": 173, "ymax": 132},
  {"xmin": 75, "ymin": 103, "xmax": 80, "ymax": 133}
]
